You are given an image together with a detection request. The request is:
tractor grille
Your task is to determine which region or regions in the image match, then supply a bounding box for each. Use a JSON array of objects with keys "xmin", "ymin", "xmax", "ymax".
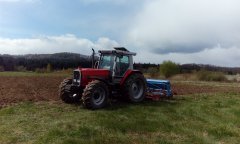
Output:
[{"xmin": 73, "ymin": 70, "xmax": 81, "ymax": 86}]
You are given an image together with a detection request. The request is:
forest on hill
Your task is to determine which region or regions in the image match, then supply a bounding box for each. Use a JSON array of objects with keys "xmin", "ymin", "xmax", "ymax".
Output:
[
  {"xmin": 0, "ymin": 53, "xmax": 92, "ymax": 71},
  {"xmin": 0, "ymin": 53, "xmax": 240, "ymax": 74}
]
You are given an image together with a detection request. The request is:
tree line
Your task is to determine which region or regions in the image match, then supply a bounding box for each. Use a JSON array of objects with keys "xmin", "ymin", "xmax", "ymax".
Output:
[
  {"xmin": 0, "ymin": 53, "xmax": 239, "ymax": 75},
  {"xmin": 0, "ymin": 53, "xmax": 92, "ymax": 72},
  {"xmin": 134, "ymin": 62, "xmax": 240, "ymax": 75}
]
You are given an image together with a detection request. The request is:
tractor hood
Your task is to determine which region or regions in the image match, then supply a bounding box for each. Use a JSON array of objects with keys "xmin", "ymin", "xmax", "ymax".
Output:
[{"xmin": 78, "ymin": 68, "xmax": 110, "ymax": 86}]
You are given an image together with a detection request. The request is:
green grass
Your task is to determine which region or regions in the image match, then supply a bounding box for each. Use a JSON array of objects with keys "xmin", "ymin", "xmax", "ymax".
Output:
[
  {"xmin": 172, "ymin": 80, "xmax": 240, "ymax": 88},
  {"xmin": 0, "ymin": 92, "xmax": 240, "ymax": 144}
]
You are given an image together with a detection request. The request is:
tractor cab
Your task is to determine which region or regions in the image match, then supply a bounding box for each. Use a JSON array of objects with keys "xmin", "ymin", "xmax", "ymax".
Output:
[{"xmin": 97, "ymin": 47, "xmax": 136, "ymax": 82}]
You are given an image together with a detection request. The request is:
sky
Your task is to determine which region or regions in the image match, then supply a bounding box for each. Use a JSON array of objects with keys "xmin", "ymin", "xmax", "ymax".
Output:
[{"xmin": 0, "ymin": 0, "xmax": 240, "ymax": 67}]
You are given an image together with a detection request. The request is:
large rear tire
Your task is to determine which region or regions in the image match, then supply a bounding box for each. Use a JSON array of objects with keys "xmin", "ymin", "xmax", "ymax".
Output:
[
  {"xmin": 123, "ymin": 73, "xmax": 147, "ymax": 102},
  {"xmin": 82, "ymin": 80, "xmax": 109, "ymax": 109},
  {"xmin": 59, "ymin": 78, "xmax": 81, "ymax": 103}
]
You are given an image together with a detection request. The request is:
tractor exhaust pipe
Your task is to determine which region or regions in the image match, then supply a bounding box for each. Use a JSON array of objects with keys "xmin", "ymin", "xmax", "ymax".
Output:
[{"xmin": 92, "ymin": 48, "xmax": 95, "ymax": 68}]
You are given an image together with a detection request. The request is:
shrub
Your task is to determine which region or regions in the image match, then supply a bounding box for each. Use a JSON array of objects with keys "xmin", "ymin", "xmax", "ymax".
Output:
[
  {"xmin": 197, "ymin": 70, "xmax": 227, "ymax": 81},
  {"xmin": 0, "ymin": 65, "xmax": 4, "ymax": 72},
  {"xmin": 46, "ymin": 63, "xmax": 53, "ymax": 73},
  {"xmin": 57, "ymin": 68, "xmax": 74, "ymax": 75},
  {"xmin": 147, "ymin": 67, "xmax": 159, "ymax": 78},
  {"xmin": 160, "ymin": 61, "xmax": 180, "ymax": 78},
  {"xmin": 35, "ymin": 68, "xmax": 47, "ymax": 73},
  {"xmin": 14, "ymin": 66, "xmax": 27, "ymax": 72}
]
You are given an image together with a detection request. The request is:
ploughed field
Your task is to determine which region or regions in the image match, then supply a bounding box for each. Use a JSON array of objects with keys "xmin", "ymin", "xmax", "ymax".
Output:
[
  {"xmin": 0, "ymin": 76, "xmax": 63, "ymax": 107},
  {"xmin": 0, "ymin": 73, "xmax": 239, "ymax": 107},
  {"xmin": 0, "ymin": 72, "xmax": 240, "ymax": 144}
]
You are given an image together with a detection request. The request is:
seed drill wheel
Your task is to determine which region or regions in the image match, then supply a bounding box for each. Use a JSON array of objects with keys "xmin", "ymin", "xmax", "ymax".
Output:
[
  {"xmin": 59, "ymin": 78, "xmax": 81, "ymax": 103},
  {"xmin": 123, "ymin": 73, "xmax": 147, "ymax": 102},
  {"xmin": 82, "ymin": 80, "xmax": 109, "ymax": 109}
]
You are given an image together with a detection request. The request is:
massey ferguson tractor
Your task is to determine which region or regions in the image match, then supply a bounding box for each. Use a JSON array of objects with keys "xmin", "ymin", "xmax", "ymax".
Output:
[{"xmin": 59, "ymin": 47, "xmax": 172, "ymax": 109}]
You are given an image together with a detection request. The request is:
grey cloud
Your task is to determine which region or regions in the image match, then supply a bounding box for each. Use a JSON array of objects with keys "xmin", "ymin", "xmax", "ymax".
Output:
[
  {"xmin": 128, "ymin": 0, "xmax": 240, "ymax": 54},
  {"xmin": 135, "ymin": 46, "xmax": 240, "ymax": 67},
  {"xmin": 150, "ymin": 41, "xmax": 215, "ymax": 54}
]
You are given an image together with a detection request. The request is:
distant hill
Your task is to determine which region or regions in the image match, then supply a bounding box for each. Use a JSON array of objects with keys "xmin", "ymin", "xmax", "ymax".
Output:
[
  {"xmin": 180, "ymin": 63, "xmax": 240, "ymax": 74},
  {"xmin": 134, "ymin": 63, "xmax": 240, "ymax": 75},
  {"xmin": 0, "ymin": 53, "xmax": 240, "ymax": 74},
  {"xmin": 0, "ymin": 52, "xmax": 92, "ymax": 71}
]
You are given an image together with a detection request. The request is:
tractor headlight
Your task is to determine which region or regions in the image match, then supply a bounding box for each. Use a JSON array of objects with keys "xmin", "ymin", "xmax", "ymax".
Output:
[{"xmin": 73, "ymin": 70, "xmax": 81, "ymax": 86}]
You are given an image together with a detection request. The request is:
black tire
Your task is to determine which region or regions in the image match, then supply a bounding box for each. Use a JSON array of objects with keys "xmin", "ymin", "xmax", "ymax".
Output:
[
  {"xmin": 123, "ymin": 73, "xmax": 147, "ymax": 102},
  {"xmin": 59, "ymin": 78, "xmax": 81, "ymax": 103},
  {"xmin": 82, "ymin": 80, "xmax": 109, "ymax": 109}
]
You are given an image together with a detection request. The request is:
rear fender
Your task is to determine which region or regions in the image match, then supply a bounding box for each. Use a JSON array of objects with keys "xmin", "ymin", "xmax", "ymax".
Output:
[{"xmin": 120, "ymin": 70, "xmax": 142, "ymax": 85}]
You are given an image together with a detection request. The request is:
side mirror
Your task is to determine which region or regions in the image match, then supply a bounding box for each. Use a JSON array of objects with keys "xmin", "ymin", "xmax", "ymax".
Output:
[{"xmin": 94, "ymin": 61, "xmax": 99, "ymax": 69}]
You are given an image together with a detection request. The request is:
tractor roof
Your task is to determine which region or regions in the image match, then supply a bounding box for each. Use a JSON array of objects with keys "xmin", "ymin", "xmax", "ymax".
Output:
[{"xmin": 99, "ymin": 47, "xmax": 136, "ymax": 56}]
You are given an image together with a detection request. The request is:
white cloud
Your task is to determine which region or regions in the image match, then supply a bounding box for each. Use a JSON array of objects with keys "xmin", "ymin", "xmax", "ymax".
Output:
[
  {"xmin": 0, "ymin": 34, "xmax": 119, "ymax": 55},
  {"xmin": 135, "ymin": 46, "xmax": 240, "ymax": 67},
  {"xmin": 95, "ymin": 37, "xmax": 119, "ymax": 49},
  {"xmin": 128, "ymin": 0, "xmax": 240, "ymax": 54}
]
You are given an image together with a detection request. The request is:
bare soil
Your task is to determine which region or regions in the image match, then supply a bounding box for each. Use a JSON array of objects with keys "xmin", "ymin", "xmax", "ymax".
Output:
[
  {"xmin": 0, "ymin": 76, "xmax": 239, "ymax": 107},
  {"xmin": 0, "ymin": 76, "xmax": 64, "ymax": 107}
]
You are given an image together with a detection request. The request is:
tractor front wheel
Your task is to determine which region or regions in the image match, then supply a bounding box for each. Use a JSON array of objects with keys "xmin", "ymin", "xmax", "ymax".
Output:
[
  {"xmin": 123, "ymin": 73, "xmax": 147, "ymax": 102},
  {"xmin": 59, "ymin": 78, "xmax": 81, "ymax": 103},
  {"xmin": 82, "ymin": 80, "xmax": 109, "ymax": 109}
]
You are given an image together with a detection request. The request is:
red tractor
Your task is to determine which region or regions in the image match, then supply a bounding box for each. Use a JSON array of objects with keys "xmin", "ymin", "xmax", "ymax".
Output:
[{"xmin": 59, "ymin": 47, "xmax": 147, "ymax": 109}]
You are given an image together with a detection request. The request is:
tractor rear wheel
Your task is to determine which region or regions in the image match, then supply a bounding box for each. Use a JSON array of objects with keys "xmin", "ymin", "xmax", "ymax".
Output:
[
  {"xmin": 82, "ymin": 80, "xmax": 109, "ymax": 109},
  {"xmin": 123, "ymin": 73, "xmax": 147, "ymax": 102},
  {"xmin": 59, "ymin": 78, "xmax": 81, "ymax": 103}
]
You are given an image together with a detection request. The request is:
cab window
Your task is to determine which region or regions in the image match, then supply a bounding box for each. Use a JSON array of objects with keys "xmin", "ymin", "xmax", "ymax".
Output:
[
  {"xmin": 98, "ymin": 55, "xmax": 114, "ymax": 71},
  {"xmin": 116, "ymin": 55, "xmax": 129, "ymax": 76}
]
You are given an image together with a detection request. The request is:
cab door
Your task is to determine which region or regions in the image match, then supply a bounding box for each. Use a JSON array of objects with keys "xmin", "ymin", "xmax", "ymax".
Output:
[{"xmin": 113, "ymin": 55, "xmax": 130, "ymax": 83}]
